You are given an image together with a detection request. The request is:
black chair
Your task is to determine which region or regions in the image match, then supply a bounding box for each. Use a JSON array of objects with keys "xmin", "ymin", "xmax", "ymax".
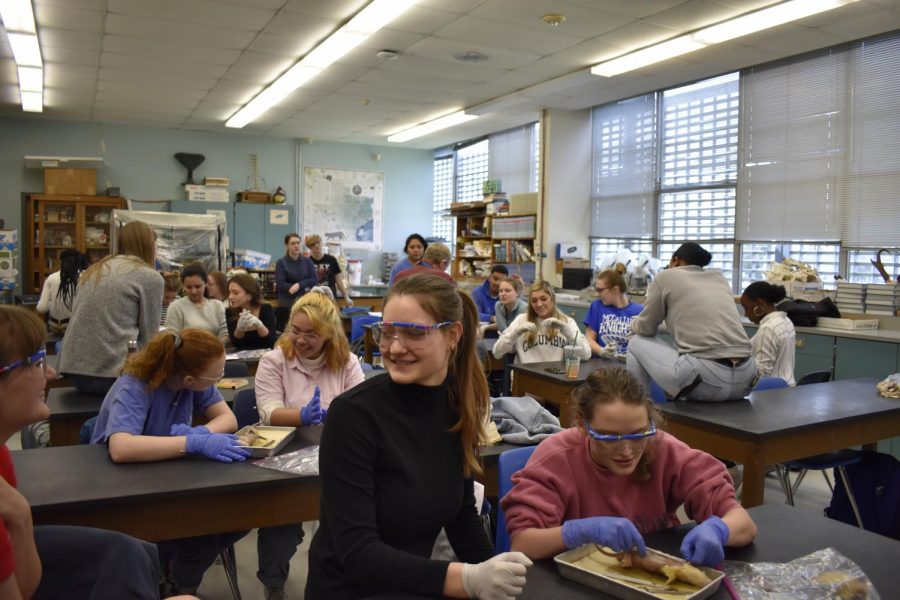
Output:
[
  {"xmin": 774, "ymin": 371, "xmax": 862, "ymax": 519},
  {"xmin": 224, "ymin": 361, "xmax": 250, "ymax": 378},
  {"xmin": 797, "ymin": 369, "xmax": 831, "ymax": 385},
  {"xmin": 233, "ymin": 388, "xmax": 259, "ymax": 428}
]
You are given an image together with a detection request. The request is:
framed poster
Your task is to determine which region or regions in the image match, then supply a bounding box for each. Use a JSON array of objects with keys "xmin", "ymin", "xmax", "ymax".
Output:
[{"xmin": 303, "ymin": 167, "xmax": 383, "ymax": 251}]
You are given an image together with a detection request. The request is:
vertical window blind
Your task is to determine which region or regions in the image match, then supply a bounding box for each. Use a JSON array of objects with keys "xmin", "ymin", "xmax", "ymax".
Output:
[{"xmin": 489, "ymin": 124, "xmax": 539, "ymax": 194}]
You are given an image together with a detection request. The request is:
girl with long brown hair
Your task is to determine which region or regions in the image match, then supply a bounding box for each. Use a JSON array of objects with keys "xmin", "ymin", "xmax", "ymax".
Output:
[
  {"xmin": 226, "ymin": 272, "xmax": 277, "ymax": 350},
  {"xmin": 501, "ymin": 367, "xmax": 757, "ymax": 564},
  {"xmin": 306, "ymin": 273, "xmax": 531, "ymax": 600}
]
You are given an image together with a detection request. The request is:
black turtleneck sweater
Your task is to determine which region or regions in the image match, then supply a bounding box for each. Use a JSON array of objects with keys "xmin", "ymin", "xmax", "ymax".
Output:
[{"xmin": 305, "ymin": 373, "xmax": 493, "ymax": 599}]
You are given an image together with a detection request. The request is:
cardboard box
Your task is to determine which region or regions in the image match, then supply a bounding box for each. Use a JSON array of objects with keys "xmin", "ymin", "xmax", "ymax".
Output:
[{"xmin": 44, "ymin": 168, "xmax": 97, "ymax": 195}]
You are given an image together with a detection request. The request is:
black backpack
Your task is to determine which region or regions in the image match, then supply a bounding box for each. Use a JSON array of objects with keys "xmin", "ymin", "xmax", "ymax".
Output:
[
  {"xmin": 825, "ymin": 450, "xmax": 900, "ymax": 540},
  {"xmin": 777, "ymin": 296, "xmax": 841, "ymax": 327}
]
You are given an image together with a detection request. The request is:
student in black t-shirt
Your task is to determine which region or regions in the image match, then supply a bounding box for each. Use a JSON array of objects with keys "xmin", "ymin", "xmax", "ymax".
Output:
[{"xmin": 305, "ymin": 234, "xmax": 352, "ymax": 307}]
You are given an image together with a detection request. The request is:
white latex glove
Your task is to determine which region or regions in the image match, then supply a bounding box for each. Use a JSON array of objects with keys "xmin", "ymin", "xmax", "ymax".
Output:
[
  {"xmin": 541, "ymin": 317, "xmax": 566, "ymax": 330},
  {"xmin": 243, "ymin": 312, "xmax": 263, "ymax": 331},
  {"xmin": 310, "ymin": 285, "xmax": 335, "ymax": 300},
  {"xmin": 344, "ymin": 296, "xmax": 354, "ymax": 307},
  {"xmin": 236, "ymin": 310, "xmax": 253, "ymax": 332},
  {"xmin": 514, "ymin": 322, "xmax": 537, "ymax": 337},
  {"xmin": 461, "ymin": 552, "xmax": 532, "ymax": 600}
]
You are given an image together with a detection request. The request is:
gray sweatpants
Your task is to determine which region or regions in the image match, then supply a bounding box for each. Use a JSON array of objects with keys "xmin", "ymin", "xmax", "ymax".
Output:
[{"xmin": 626, "ymin": 335, "xmax": 757, "ymax": 401}]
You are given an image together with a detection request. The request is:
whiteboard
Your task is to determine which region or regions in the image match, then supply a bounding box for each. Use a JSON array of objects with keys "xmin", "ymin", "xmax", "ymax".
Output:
[{"xmin": 303, "ymin": 167, "xmax": 383, "ymax": 251}]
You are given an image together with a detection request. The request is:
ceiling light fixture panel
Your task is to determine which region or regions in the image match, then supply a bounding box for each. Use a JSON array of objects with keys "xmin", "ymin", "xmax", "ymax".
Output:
[
  {"xmin": 0, "ymin": 0, "xmax": 36, "ymax": 33},
  {"xmin": 387, "ymin": 110, "xmax": 477, "ymax": 143},
  {"xmin": 591, "ymin": 0, "xmax": 860, "ymax": 78}
]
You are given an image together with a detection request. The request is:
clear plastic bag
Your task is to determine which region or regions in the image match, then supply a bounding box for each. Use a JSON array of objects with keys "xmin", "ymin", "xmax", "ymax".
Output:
[
  {"xmin": 722, "ymin": 547, "xmax": 879, "ymax": 599},
  {"xmin": 254, "ymin": 445, "xmax": 319, "ymax": 476}
]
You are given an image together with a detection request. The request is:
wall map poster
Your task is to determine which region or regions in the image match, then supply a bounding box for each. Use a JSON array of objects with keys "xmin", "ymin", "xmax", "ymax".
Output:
[{"xmin": 303, "ymin": 167, "xmax": 383, "ymax": 251}]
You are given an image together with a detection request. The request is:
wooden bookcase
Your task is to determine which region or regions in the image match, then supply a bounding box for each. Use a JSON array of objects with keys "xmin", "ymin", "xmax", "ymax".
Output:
[
  {"xmin": 24, "ymin": 194, "xmax": 126, "ymax": 293},
  {"xmin": 451, "ymin": 202, "xmax": 537, "ymax": 281}
]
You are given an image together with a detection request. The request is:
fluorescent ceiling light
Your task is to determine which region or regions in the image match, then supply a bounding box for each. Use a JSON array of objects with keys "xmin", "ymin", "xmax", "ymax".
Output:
[
  {"xmin": 387, "ymin": 110, "xmax": 478, "ymax": 143},
  {"xmin": 20, "ymin": 90, "xmax": 42, "ymax": 112},
  {"xmin": 591, "ymin": 0, "xmax": 859, "ymax": 77},
  {"xmin": 0, "ymin": 0, "xmax": 37, "ymax": 33},
  {"xmin": 592, "ymin": 37, "xmax": 706, "ymax": 77},
  {"xmin": 694, "ymin": 0, "xmax": 856, "ymax": 44},
  {"xmin": 7, "ymin": 32, "xmax": 42, "ymax": 67},
  {"xmin": 17, "ymin": 66, "xmax": 42, "ymax": 92},
  {"xmin": 226, "ymin": 0, "xmax": 418, "ymax": 128}
]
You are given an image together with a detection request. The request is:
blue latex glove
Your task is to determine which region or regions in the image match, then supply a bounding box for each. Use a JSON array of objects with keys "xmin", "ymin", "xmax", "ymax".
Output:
[
  {"xmin": 169, "ymin": 423, "xmax": 210, "ymax": 437},
  {"xmin": 185, "ymin": 432, "xmax": 251, "ymax": 463},
  {"xmin": 300, "ymin": 387, "xmax": 325, "ymax": 426},
  {"xmin": 561, "ymin": 517, "xmax": 647, "ymax": 554},
  {"xmin": 680, "ymin": 516, "xmax": 729, "ymax": 566}
]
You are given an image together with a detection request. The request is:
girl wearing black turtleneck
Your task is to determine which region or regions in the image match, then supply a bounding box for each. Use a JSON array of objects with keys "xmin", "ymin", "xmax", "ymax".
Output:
[{"xmin": 306, "ymin": 273, "xmax": 532, "ymax": 600}]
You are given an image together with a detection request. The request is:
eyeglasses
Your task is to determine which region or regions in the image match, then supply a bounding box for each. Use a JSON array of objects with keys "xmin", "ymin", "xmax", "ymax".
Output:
[
  {"xmin": 585, "ymin": 420, "xmax": 656, "ymax": 445},
  {"xmin": 0, "ymin": 348, "xmax": 47, "ymax": 376},
  {"xmin": 594, "ymin": 286, "xmax": 609, "ymax": 295},
  {"xmin": 373, "ymin": 321, "xmax": 454, "ymax": 349},
  {"xmin": 288, "ymin": 328, "xmax": 321, "ymax": 342},
  {"xmin": 194, "ymin": 371, "xmax": 225, "ymax": 383}
]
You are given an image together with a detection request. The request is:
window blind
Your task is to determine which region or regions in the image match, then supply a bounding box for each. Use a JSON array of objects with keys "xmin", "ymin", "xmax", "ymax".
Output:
[
  {"xmin": 590, "ymin": 93, "xmax": 657, "ymax": 238},
  {"xmin": 737, "ymin": 49, "xmax": 846, "ymax": 241},
  {"xmin": 841, "ymin": 35, "xmax": 900, "ymax": 246},
  {"xmin": 489, "ymin": 124, "xmax": 537, "ymax": 195}
]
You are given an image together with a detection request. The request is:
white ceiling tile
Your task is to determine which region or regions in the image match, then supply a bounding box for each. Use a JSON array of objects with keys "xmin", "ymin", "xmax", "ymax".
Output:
[
  {"xmin": 432, "ymin": 15, "xmax": 583, "ymax": 55},
  {"xmin": 337, "ymin": 80, "xmax": 449, "ymax": 103},
  {"xmin": 45, "ymin": 87, "xmax": 95, "ymax": 105},
  {"xmin": 42, "ymin": 46, "xmax": 100, "ymax": 67},
  {"xmin": 415, "ymin": 0, "xmax": 485, "ymax": 13},
  {"xmin": 33, "ymin": 4, "xmax": 103, "ymax": 32},
  {"xmin": 262, "ymin": 11, "xmax": 339, "ymax": 39},
  {"xmin": 35, "ymin": 0, "xmax": 108, "ymax": 11},
  {"xmin": 91, "ymin": 110, "xmax": 191, "ymax": 126},
  {"xmin": 470, "ymin": 0, "xmax": 634, "ymax": 39},
  {"xmin": 817, "ymin": 9, "xmax": 900, "ymax": 42},
  {"xmin": 379, "ymin": 54, "xmax": 507, "ymax": 82},
  {"xmin": 44, "ymin": 63, "xmax": 98, "ymax": 87},
  {"xmin": 102, "ymin": 35, "xmax": 241, "ymax": 65},
  {"xmin": 39, "ymin": 28, "xmax": 102, "ymax": 51},
  {"xmin": 232, "ymin": 52, "xmax": 294, "ymax": 74},
  {"xmin": 281, "ymin": 0, "xmax": 368, "ymax": 18},
  {"xmin": 403, "ymin": 36, "xmax": 540, "ymax": 69},
  {"xmin": 101, "ymin": 52, "xmax": 229, "ymax": 79},
  {"xmin": 644, "ymin": 0, "xmax": 747, "ymax": 31},
  {"xmin": 249, "ymin": 33, "xmax": 318, "ymax": 58},
  {"xmin": 105, "ymin": 14, "xmax": 257, "ymax": 50},
  {"xmin": 0, "ymin": 60, "xmax": 17, "ymax": 84},
  {"xmin": 356, "ymin": 29, "xmax": 426, "ymax": 53},
  {"xmin": 95, "ymin": 81, "xmax": 208, "ymax": 102},
  {"xmin": 98, "ymin": 67, "xmax": 217, "ymax": 91},
  {"xmin": 737, "ymin": 24, "xmax": 845, "ymax": 57},
  {"xmin": 385, "ymin": 5, "xmax": 466, "ymax": 36},
  {"xmin": 560, "ymin": 0, "xmax": 691, "ymax": 20},
  {"xmin": 109, "ymin": 0, "xmax": 276, "ymax": 31}
]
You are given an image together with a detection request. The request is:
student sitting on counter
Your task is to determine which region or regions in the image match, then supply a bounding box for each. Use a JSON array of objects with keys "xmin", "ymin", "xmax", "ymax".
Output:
[
  {"xmin": 90, "ymin": 328, "xmax": 249, "ymax": 596},
  {"xmin": 502, "ymin": 367, "xmax": 757, "ymax": 563}
]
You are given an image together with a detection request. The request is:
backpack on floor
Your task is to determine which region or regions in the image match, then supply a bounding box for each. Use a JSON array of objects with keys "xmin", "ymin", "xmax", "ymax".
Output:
[{"xmin": 825, "ymin": 450, "xmax": 900, "ymax": 540}]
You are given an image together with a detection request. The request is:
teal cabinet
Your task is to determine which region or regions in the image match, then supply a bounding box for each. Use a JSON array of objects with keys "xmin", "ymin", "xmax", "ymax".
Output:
[
  {"xmin": 559, "ymin": 302, "xmax": 589, "ymax": 333},
  {"xmin": 793, "ymin": 333, "xmax": 834, "ymax": 383},
  {"xmin": 834, "ymin": 338, "xmax": 898, "ymax": 380},
  {"xmin": 233, "ymin": 203, "xmax": 294, "ymax": 260}
]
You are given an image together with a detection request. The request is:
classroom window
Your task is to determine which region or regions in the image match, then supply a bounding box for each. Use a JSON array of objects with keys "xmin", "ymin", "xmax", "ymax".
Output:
[
  {"xmin": 740, "ymin": 243, "xmax": 841, "ymax": 291},
  {"xmin": 455, "ymin": 139, "xmax": 489, "ymax": 203},
  {"xmin": 432, "ymin": 156, "xmax": 453, "ymax": 242},
  {"xmin": 590, "ymin": 238, "xmax": 654, "ymax": 270},
  {"xmin": 847, "ymin": 249, "xmax": 900, "ymax": 284},
  {"xmin": 659, "ymin": 242, "xmax": 735, "ymax": 287}
]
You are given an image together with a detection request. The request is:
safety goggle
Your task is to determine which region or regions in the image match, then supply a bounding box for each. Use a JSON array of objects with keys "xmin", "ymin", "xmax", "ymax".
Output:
[
  {"xmin": 0, "ymin": 348, "xmax": 47, "ymax": 375},
  {"xmin": 584, "ymin": 419, "xmax": 657, "ymax": 443},
  {"xmin": 373, "ymin": 321, "xmax": 454, "ymax": 348}
]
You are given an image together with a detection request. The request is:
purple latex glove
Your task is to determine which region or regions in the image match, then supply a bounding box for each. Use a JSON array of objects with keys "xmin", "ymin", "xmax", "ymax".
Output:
[
  {"xmin": 300, "ymin": 386, "xmax": 325, "ymax": 426},
  {"xmin": 680, "ymin": 516, "xmax": 729, "ymax": 566},
  {"xmin": 169, "ymin": 423, "xmax": 210, "ymax": 437},
  {"xmin": 561, "ymin": 517, "xmax": 647, "ymax": 554},
  {"xmin": 185, "ymin": 432, "xmax": 250, "ymax": 463}
]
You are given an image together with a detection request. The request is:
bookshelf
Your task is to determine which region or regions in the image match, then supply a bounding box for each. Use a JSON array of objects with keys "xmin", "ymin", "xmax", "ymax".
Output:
[{"xmin": 450, "ymin": 199, "xmax": 537, "ymax": 281}]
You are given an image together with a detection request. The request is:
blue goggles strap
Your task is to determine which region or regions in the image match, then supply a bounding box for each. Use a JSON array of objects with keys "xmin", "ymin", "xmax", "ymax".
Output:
[
  {"xmin": 0, "ymin": 348, "xmax": 47, "ymax": 375},
  {"xmin": 585, "ymin": 420, "xmax": 657, "ymax": 442}
]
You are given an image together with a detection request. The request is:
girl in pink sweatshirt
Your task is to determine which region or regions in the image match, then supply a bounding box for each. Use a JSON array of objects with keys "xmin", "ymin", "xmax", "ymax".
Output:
[{"xmin": 501, "ymin": 367, "xmax": 757, "ymax": 564}]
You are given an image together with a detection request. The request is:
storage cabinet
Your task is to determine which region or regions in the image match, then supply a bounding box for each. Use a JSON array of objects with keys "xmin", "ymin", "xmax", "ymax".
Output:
[
  {"xmin": 24, "ymin": 194, "xmax": 126, "ymax": 293},
  {"xmin": 834, "ymin": 338, "xmax": 898, "ymax": 380},
  {"xmin": 793, "ymin": 332, "xmax": 835, "ymax": 383}
]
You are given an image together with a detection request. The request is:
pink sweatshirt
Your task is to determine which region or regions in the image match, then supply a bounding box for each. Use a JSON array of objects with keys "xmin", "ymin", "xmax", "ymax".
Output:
[
  {"xmin": 255, "ymin": 347, "xmax": 365, "ymax": 424},
  {"xmin": 501, "ymin": 428, "xmax": 740, "ymax": 540}
]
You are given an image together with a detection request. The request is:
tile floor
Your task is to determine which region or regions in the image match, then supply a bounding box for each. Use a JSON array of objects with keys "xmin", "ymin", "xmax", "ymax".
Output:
[{"xmin": 8, "ymin": 433, "xmax": 839, "ymax": 600}]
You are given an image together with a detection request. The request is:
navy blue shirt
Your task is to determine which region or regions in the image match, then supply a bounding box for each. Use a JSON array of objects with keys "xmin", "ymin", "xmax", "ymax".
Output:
[{"xmin": 275, "ymin": 254, "xmax": 318, "ymax": 307}]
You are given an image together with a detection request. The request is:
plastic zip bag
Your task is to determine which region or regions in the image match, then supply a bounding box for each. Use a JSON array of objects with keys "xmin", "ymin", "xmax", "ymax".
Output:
[
  {"xmin": 254, "ymin": 444, "xmax": 319, "ymax": 476},
  {"xmin": 722, "ymin": 547, "xmax": 879, "ymax": 599}
]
